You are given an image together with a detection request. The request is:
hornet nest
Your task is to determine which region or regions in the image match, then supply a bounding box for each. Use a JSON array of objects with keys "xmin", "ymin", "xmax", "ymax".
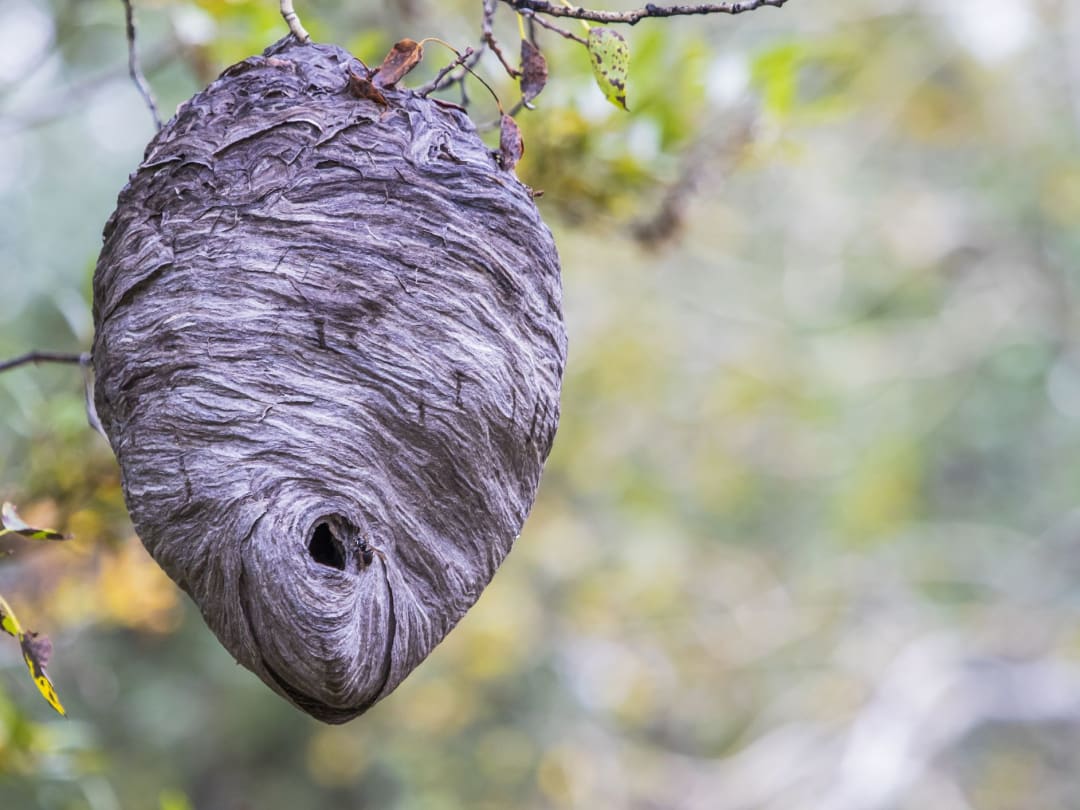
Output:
[{"xmin": 92, "ymin": 37, "xmax": 566, "ymax": 723}]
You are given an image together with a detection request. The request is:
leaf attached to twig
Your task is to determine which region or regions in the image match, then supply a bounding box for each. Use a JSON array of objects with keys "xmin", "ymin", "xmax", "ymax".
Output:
[
  {"xmin": 375, "ymin": 39, "xmax": 425, "ymax": 89},
  {"xmin": 499, "ymin": 114, "xmax": 525, "ymax": 172},
  {"xmin": 1, "ymin": 502, "xmax": 69, "ymax": 541},
  {"xmin": 0, "ymin": 595, "xmax": 66, "ymax": 716},
  {"xmin": 587, "ymin": 28, "xmax": 630, "ymax": 111},
  {"xmin": 520, "ymin": 39, "xmax": 548, "ymax": 105}
]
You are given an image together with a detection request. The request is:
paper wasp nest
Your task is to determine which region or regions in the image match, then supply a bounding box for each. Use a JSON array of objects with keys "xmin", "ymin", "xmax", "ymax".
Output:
[{"xmin": 91, "ymin": 38, "xmax": 566, "ymax": 722}]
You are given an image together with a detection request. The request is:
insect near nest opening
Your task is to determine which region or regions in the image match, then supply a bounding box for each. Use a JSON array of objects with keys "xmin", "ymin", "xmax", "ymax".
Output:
[{"xmin": 308, "ymin": 522, "xmax": 346, "ymax": 571}]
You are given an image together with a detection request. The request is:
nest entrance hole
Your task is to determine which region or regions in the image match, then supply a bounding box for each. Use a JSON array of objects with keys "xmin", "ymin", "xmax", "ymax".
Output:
[{"xmin": 309, "ymin": 522, "xmax": 346, "ymax": 571}]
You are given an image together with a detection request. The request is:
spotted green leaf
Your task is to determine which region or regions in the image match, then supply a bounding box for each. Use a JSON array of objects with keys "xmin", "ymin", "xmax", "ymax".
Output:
[
  {"xmin": 1, "ymin": 502, "xmax": 69, "ymax": 541},
  {"xmin": 587, "ymin": 27, "xmax": 629, "ymax": 111}
]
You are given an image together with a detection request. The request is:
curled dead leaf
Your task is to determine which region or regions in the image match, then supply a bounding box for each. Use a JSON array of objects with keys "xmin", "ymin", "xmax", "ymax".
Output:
[
  {"xmin": 375, "ymin": 38, "xmax": 424, "ymax": 89},
  {"xmin": 499, "ymin": 114, "xmax": 524, "ymax": 172},
  {"xmin": 520, "ymin": 39, "xmax": 548, "ymax": 105}
]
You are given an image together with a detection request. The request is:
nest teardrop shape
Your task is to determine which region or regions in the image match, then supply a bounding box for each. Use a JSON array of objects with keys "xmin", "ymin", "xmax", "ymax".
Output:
[{"xmin": 91, "ymin": 38, "xmax": 566, "ymax": 722}]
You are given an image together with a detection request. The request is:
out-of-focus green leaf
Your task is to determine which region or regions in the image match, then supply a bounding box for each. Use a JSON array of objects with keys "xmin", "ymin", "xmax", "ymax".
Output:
[
  {"xmin": 520, "ymin": 39, "xmax": 548, "ymax": 104},
  {"xmin": 0, "ymin": 502, "xmax": 69, "ymax": 541},
  {"xmin": 750, "ymin": 38, "xmax": 864, "ymax": 122},
  {"xmin": 159, "ymin": 788, "xmax": 195, "ymax": 810},
  {"xmin": 750, "ymin": 42, "xmax": 799, "ymax": 118}
]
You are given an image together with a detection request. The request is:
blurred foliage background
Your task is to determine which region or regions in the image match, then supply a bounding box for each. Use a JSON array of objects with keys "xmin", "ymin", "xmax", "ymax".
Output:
[{"xmin": 2, "ymin": 0, "xmax": 1080, "ymax": 807}]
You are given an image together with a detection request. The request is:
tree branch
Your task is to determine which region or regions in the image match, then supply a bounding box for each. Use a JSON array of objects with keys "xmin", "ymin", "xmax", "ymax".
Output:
[
  {"xmin": 280, "ymin": 0, "xmax": 312, "ymax": 43},
  {"xmin": 419, "ymin": 0, "xmax": 494, "ymax": 100},
  {"xmin": 522, "ymin": 12, "xmax": 588, "ymax": 45},
  {"xmin": 121, "ymin": 0, "xmax": 162, "ymax": 131},
  {"xmin": 500, "ymin": 0, "xmax": 790, "ymax": 25},
  {"xmin": 0, "ymin": 351, "xmax": 90, "ymax": 375},
  {"xmin": 484, "ymin": 31, "xmax": 522, "ymax": 79},
  {"xmin": 418, "ymin": 47, "xmax": 477, "ymax": 97}
]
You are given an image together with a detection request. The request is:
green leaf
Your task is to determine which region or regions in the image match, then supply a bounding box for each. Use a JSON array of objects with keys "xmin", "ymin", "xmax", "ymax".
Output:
[
  {"xmin": 159, "ymin": 789, "xmax": 195, "ymax": 810},
  {"xmin": 587, "ymin": 28, "xmax": 630, "ymax": 111},
  {"xmin": 0, "ymin": 502, "xmax": 69, "ymax": 541}
]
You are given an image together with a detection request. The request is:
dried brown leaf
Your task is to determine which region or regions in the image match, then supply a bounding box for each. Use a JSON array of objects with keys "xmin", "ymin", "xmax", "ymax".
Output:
[
  {"xmin": 21, "ymin": 631, "xmax": 52, "ymax": 673},
  {"xmin": 499, "ymin": 114, "xmax": 524, "ymax": 172},
  {"xmin": 520, "ymin": 40, "xmax": 548, "ymax": 105},
  {"xmin": 431, "ymin": 97, "xmax": 468, "ymax": 114},
  {"xmin": 347, "ymin": 69, "xmax": 389, "ymax": 106},
  {"xmin": 375, "ymin": 39, "xmax": 424, "ymax": 89}
]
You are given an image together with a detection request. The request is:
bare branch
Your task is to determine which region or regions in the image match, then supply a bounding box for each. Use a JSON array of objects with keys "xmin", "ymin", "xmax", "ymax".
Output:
[
  {"xmin": 522, "ymin": 11, "xmax": 588, "ymax": 45},
  {"xmin": 501, "ymin": 0, "xmax": 790, "ymax": 25},
  {"xmin": 418, "ymin": 47, "xmax": 477, "ymax": 97},
  {"xmin": 419, "ymin": 0, "xmax": 494, "ymax": 99},
  {"xmin": 481, "ymin": 0, "xmax": 499, "ymax": 48},
  {"xmin": 121, "ymin": 0, "xmax": 162, "ymax": 130},
  {"xmin": 0, "ymin": 351, "xmax": 90, "ymax": 375},
  {"xmin": 280, "ymin": 0, "xmax": 312, "ymax": 44},
  {"xmin": 484, "ymin": 32, "xmax": 521, "ymax": 79}
]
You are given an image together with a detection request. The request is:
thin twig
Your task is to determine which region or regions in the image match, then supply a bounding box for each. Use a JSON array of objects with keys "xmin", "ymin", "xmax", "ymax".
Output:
[
  {"xmin": 0, "ymin": 352, "xmax": 90, "ymax": 375},
  {"xmin": 481, "ymin": 0, "xmax": 499, "ymax": 47},
  {"xmin": 484, "ymin": 32, "xmax": 522, "ymax": 79},
  {"xmin": 523, "ymin": 11, "xmax": 588, "ymax": 45},
  {"xmin": 121, "ymin": 0, "xmax": 162, "ymax": 130},
  {"xmin": 419, "ymin": 47, "xmax": 477, "ymax": 96},
  {"xmin": 280, "ymin": 0, "xmax": 312, "ymax": 43},
  {"xmin": 478, "ymin": 99, "xmax": 526, "ymax": 131},
  {"xmin": 419, "ymin": 0, "xmax": 495, "ymax": 98},
  {"xmin": 501, "ymin": 0, "xmax": 790, "ymax": 25}
]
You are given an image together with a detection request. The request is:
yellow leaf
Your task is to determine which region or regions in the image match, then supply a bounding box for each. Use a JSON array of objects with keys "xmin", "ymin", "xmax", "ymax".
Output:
[
  {"xmin": 0, "ymin": 595, "xmax": 66, "ymax": 716},
  {"xmin": 23, "ymin": 653, "xmax": 66, "ymax": 717},
  {"xmin": 0, "ymin": 594, "xmax": 23, "ymax": 637},
  {"xmin": 1, "ymin": 502, "xmax": 69, "ymax": 541},
  {"xmin": 587, "ymin": 28, "xmax": 630, "ymax": 111}
]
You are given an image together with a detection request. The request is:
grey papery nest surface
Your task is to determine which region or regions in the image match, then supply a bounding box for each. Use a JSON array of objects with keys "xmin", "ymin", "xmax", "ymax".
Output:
[{"xmin": 91, "ymin": 37, "xmax": 566, "ymax": 723}]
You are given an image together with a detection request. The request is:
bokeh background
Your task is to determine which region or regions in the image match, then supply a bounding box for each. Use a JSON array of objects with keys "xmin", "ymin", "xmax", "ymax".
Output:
[{"xmin": 3, "ymin": 0, "xmax": 1080, "ymax": 807}]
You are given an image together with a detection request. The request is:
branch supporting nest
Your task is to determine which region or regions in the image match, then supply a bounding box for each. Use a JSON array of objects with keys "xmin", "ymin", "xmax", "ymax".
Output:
[
  {"xmin": 501, "ymin": 0, "xmax": 790, "ymax": 25},
  {"xmin": 121, "ymin": 0, "xmax": 162, "ymax": 130},
  {"xmin": 280, "ymin": 0, "xmax": 312, "ymax": 44}
]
